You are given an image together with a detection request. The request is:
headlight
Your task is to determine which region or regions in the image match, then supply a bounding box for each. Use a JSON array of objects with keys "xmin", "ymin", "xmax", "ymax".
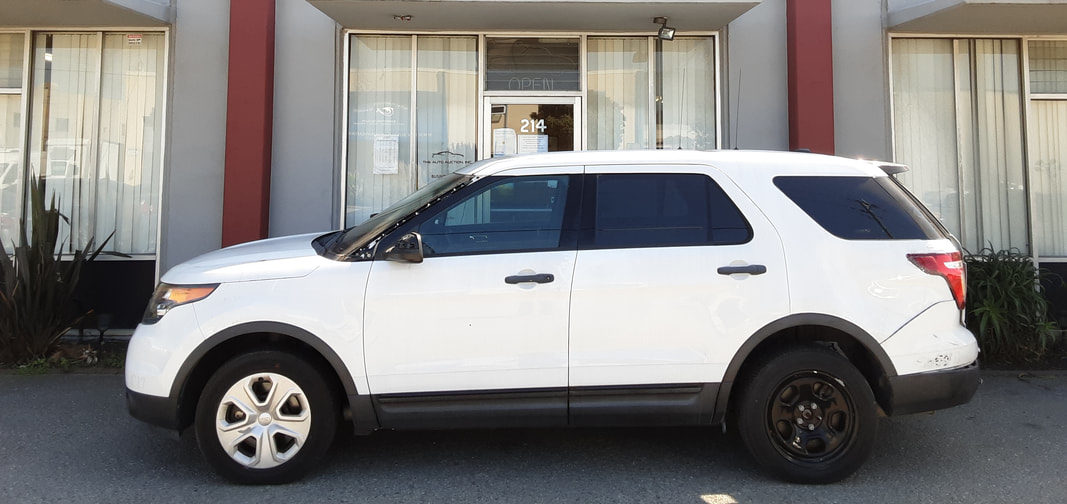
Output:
[{"xmin": 142, "ymin": 283, "xmax": 218, "ymax": 324}]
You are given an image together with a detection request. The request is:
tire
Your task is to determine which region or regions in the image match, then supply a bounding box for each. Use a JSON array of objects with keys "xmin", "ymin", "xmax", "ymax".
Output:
[
  {"xmin": 734, "ymin": 345, "xmax": 878, "ymax": 484},
  {"xmin": 194, "ymin": 350, "xmax": 338, "ymax": 484}
]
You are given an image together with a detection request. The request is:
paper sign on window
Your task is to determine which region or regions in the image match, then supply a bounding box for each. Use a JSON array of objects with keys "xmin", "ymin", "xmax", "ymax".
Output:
[
  {"xmin": 493, "ymin": 128, "xmax": 517, "ymax": 157},
  {"xmin": 517, "ymin": 134, "xmax": 548, "ymax": 154},
  {"xmin": 373, "ymin": 135, "xmax": 399, "ymax": 175}
]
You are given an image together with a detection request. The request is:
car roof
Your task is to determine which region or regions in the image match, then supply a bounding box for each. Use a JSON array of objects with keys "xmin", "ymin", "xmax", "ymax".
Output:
[{"xmin": 457, "ymin": 150, "xmax": 890, "ymax": 178}]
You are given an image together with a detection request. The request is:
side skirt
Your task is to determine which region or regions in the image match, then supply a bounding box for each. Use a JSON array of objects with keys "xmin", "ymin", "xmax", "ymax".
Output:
[{"xmin": 366, "ymin": 383, "xmax": 720, "ymax": 431}]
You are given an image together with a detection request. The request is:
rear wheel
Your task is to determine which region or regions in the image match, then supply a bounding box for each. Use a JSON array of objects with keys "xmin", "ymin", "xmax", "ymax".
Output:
[
  {"xmin": 735, "ymin": 345, "xmax": 878, "ymax": 483},
  {"xmin": 194, "ymin": 350, "xmax": 338, "ymax": 484}
]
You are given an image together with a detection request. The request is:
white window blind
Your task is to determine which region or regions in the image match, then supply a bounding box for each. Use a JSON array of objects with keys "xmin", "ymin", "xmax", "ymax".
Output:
[
  {"xmin": 1028, "ymin": 100, "xmax": 1067, "ymax": 257},
  {"xmin": 0, "ymin": 33, "xmax": 24, "ymax": 249},
  {"xmin": 587, "ymin": 37, "xmax": 649, "ymax": 150},
  {"xmin": 891, "ymin": 38, "xmax": 1028, "ymax": 253},
  {"xmin": 660, "ymin": 37, "xmax": 717, "ymax": 150},
  {"xmin": 416, "ymin": 36, "xmax": 477, "ymax": 187},
  {"xmin": 26, "ymin": 32, "xmax": 165, "ymax": 256},
  {"xmin": 346, "ymin": 35, "xmax": 413, "ymax": 228}
]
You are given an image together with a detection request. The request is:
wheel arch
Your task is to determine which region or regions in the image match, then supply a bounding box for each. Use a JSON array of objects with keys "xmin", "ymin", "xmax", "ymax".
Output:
[
  {"xmin": 713, "ymin": 313, "xmax": 898, "ymax": 425},
  {"xmin": 171, "ymin": 321, "xmax": 378, "ymax": 433}
]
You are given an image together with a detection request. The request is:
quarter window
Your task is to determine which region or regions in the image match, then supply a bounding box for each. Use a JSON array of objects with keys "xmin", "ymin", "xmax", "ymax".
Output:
[
  {"xmin": 774, "ymin": 176, "xmax": 944, "ymax": 241},
  {"xmin": 418, "ymin": 175, "xmax": 571, "ymax": 256},
  {"xmin": 591, "ymin": 173, "xmax": 751, "ymax": 249}
]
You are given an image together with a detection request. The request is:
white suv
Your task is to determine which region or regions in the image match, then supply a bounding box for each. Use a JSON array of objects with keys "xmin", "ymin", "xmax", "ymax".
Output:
[{"xmin": 126, "ymin": 150, "xmax": 979, "ymax": 484}]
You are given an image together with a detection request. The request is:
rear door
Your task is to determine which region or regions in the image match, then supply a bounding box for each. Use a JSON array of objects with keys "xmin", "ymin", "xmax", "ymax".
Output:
[{"xmin": 567, "ymin": 165, "xmax": 789, "ymax": 424}]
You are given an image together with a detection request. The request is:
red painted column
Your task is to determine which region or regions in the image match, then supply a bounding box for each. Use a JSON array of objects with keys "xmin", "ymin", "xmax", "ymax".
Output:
[
  {"xmin": 786, "ymin": 0, "xmax": 835, "ymax": 154},
  {"xmin": 222, "ymin": 0, "xmax": 276, "ymax": 247}
]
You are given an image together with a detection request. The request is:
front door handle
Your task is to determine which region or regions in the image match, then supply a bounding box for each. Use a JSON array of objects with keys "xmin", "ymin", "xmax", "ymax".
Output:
[
  {"xmin": 505, "ymin": 273, "xmax": 555, "ymax": 284},
  {"xmin": 717, "ymin": 264, "xmax": 767, "ymax": 276}
]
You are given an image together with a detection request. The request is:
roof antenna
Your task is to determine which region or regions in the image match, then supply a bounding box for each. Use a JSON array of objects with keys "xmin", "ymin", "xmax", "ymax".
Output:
[{"xmin": 733, "ymin": 64, "xmax": 742, "ymax": 150}]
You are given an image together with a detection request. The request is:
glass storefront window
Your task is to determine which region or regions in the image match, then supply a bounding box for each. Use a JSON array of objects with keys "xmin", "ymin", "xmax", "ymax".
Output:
[
  {"xmin": 345, "ymin": 33, "xmax": 719, "ymax": 227},
  {"xmin": 346, "ymin": 35, "xmax": 413, "ymax": 227},
  {"xmin": 346, "ymin": 35, "xmax": 479, "ymax": 227},
  {"xmin": 659, "ymin": 37, "xmax": 717, "ymax": 150},
  {"xmin": 1028, "ymin": 41, "xmax": 1067, "ymax": 257},
  {"xmin": 485, "ymin": 38, "xmax": 580, "ymax": 91},
  {"xmin": 1029, "ymin": 40, "xmax": 1067, "ymax": 95},
  {"xmin": 0, "ymin": 33, "xmax": 24, "ymax": 249},
  {"xmin": 416, "ymin": 36, "xmax": 477, "ymax": 187},
  {"xmin": 891, "ymin": 38, "xmax": 1028, "ymax": 253},
  {"xmin": 587, "ymin": 37, "xmax": 649, "ymax": 150},
  {"xmin": 26, "ymin": 32, "xmax": 165, "ymax": 255}
]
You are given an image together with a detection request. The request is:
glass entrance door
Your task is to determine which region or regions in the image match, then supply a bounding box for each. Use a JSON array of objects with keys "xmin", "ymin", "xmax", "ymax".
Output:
[{"xmin": 482, "ymin": 96, "xmax": 581, "ymax": 159}]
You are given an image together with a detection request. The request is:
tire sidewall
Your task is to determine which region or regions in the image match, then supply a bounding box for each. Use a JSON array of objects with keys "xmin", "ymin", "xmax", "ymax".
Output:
[
  {"xmin": 194, "ymin": 350, "xmax": 338, "ymax": 484},
  {"xmin": 736, "ymin": 346, "xmax": 878, "ymax": 484}
]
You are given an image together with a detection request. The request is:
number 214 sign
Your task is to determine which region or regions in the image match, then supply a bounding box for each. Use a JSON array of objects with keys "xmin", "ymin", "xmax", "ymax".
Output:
[{"xmin": 520, "ymin": 118, "xmax": 546, "ymax": 134}]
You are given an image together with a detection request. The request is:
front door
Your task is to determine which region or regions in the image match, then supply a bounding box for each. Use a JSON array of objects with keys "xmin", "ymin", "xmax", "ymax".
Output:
[
  {"xmin": 362, "ymin": 166, "xmax": 583, "ymax": 427},
  {"xmin": 482, "ymin": 96, "xmax": 581, "ymax": 159}
]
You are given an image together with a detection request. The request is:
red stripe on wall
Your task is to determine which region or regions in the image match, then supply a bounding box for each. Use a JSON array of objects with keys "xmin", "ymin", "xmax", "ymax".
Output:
[
  {"xmin": 786, "ymin": 0, "xmax": 835, "ymax": 155},
  {"xmin": 221, "ymin": 0, "xmax": 276, "ymax": 247}
]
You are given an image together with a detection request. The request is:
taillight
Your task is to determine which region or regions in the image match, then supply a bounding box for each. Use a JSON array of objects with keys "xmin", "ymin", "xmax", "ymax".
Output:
[{"xmin": 907, "ymin": 252, "xmax": 966, "ymax": 310}]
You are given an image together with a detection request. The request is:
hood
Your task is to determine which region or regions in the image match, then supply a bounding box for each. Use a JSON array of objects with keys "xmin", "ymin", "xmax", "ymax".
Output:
[{"xmin": 161, "ymin": 232, "xmax": 330, "ymax": 285}]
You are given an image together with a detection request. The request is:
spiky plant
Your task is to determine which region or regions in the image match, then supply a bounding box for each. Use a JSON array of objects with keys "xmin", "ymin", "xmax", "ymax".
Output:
[{"xmin": 0, "ymin": 177, "xmax": 110, "ymax": 364}]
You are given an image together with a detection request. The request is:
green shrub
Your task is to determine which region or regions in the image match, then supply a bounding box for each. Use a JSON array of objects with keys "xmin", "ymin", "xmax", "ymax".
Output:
[
  {"xmin": 964, "ymin": 248, "xmax": 1061, "ymax": 365},
  {"xmin": 0, "ymin": 177, "xmax": 110, "ymax": 364}
]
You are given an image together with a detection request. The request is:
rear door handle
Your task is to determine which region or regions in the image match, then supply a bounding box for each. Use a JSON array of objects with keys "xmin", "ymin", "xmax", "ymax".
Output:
[
  {"xmin": 505, "ymin": 273, "xmax": 555, "ymax": 284},
  {"xmin": 717, "ymin": 264, "xmax": 767, "ymax": 276}
]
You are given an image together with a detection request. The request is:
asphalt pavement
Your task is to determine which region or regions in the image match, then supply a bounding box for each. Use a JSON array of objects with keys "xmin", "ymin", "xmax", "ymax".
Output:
[{"xmin": 0, "ymin": 371, "xmax": 1064, "ymax": 504}]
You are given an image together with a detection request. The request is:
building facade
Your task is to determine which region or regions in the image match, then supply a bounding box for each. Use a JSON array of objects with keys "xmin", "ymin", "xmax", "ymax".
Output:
[{"xmin": 2, "ymin": 0, "xmax": 1066, "ymax": 328}]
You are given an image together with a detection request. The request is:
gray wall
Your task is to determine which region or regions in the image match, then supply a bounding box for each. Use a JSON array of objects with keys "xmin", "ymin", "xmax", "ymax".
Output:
[
  {"xmin": 725, "ymin": 0, "xmax": 790, "ymax": 151},
  {"xmin": 832, "ymin": 0, "xmax": 891, "ymax": 160},
  {"xmin": 270, "ymin": 0, "xmax": 341, "ymax": 237},
  {"xmin": 159, "ymin": 0, "xmax": 229, "ymax": 273}
]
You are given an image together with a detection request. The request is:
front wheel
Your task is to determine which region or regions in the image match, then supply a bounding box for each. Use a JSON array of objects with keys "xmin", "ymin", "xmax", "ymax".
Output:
[
  {"xmin": 735, "ymin": 345, "xmax": 878, "ymax": 483},
  {"xmin": 194, "ymin": 350, "xmax": 338, "ymax": 484}
]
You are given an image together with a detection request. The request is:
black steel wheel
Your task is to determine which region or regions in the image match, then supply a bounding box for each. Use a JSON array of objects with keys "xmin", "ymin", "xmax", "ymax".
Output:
[{"xmin": 735, "ymin": 345, "xmax": 878, "ymax": 483}]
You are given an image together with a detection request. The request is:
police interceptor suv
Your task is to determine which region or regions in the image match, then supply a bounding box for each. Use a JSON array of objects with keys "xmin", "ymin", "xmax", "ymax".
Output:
[{"xmin": 126, "ymin": 150, "xmax": 979, "ymax": 484}]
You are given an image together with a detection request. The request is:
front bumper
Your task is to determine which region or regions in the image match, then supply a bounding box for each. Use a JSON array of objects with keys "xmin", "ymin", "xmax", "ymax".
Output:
[
  {"xmin": 884, "ymin": 361, "xmax": 980, "ymax": 416},
  {"xmin": 126, "ymin": 388, "xmax": 182, "ymax": 431}
]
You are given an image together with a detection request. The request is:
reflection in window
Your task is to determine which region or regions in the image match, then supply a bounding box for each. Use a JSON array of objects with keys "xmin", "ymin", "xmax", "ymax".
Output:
[{"xmin": 419, "ymin": 176, "xmax": 570, "ymax": 256}]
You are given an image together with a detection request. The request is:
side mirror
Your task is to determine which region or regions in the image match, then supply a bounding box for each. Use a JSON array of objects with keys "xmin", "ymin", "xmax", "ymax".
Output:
[{"xmin": 382, "ymin": 232, "xmax": 424, "ymax": 263}]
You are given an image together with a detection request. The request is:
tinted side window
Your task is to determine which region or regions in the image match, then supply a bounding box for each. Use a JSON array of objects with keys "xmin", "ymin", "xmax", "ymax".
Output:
[
  {"xmin": 418, "ymin": 175, "xmax": 571, "ymax": 256},
  {"xmin": 774, "ymin": 176, "xmax": 944, "ymax": 240},
  {"xmin": 591, "ymin": 173, "xmax": 751, "ymax": 249}
]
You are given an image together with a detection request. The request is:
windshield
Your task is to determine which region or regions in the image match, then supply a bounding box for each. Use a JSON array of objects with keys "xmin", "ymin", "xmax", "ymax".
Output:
[{"xmin": 328, "ymin": 172, "xmax": 471, "ymax": 258}]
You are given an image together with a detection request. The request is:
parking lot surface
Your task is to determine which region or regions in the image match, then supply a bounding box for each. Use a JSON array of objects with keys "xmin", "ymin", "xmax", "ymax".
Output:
[{"xmin": 0, "ymin": 372, "xmax": 1064, "ymax": 503}]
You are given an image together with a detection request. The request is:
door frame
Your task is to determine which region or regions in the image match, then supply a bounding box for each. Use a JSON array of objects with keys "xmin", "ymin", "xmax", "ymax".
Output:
[{"xmin": 480, "ymin": 95, "xmax": 583, "ymax": 160}]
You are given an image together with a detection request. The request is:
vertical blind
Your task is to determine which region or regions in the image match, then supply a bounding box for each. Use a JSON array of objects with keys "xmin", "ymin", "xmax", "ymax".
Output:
[
  {"xmin": 26, "ymin": 32, "xmax": 164, "ymax": 255},
  {"xmin": 660, "ymin": 38, "xmax": 717, "ymax": 150},
  {"xmin": 1028, "ymin": 101, "xmax": 1067, "ymax": 256},
  {"xmin": 891, "ymin": 38, "xmax": 1028, "ymax": 253},
  {"xmin": 587, "ymin": 37, "xmax": 649, "ymax": 150},
  {"xmin": 28, "ymin": 33, "xmax": 101, "ymax": 254},
  {"xmin": 346, "ymin": 35, "xmax": 478, "ymax": 228},
  {"xmin": 347, "ymin": 35, "xmax": 413, "ymax": 227},
  {"xmin": 1029, "ymin": 40, "xmax": 1067, "ymax": 257},
  {"xmin": 416, "ymin": 36, "xmax": 477, "ymax": 188},
  {"xmin": 0, "ymin": 33, "xmax": 24, "ymax": 249}
]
